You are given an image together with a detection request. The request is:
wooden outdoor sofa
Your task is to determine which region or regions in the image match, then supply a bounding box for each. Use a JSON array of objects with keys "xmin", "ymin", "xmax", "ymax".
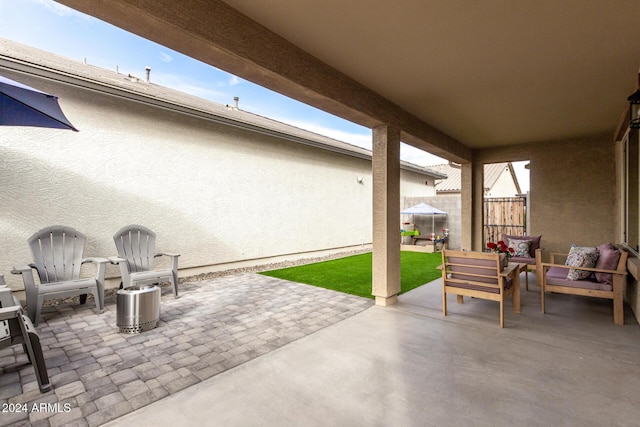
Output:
[
  {"xmin": 540, "ymin": 243, "xmax": 628, "ymax": 325},
  {"xmin": 441, "ymin": 249, "xmax": 521, "ymax": 328}
]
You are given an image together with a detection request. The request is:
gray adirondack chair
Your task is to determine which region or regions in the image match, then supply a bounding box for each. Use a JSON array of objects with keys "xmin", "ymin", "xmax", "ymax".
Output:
[
  {"xmin": 111, "ymin": 225, "xmax": 180, "ymax": 297},
  {"xmin": 0, "ymin": 276, "xmax": 51, "ymax": 392},
  {"xmin": 12, "ymin": 226, "xmax": 108, "ymax": 326}
]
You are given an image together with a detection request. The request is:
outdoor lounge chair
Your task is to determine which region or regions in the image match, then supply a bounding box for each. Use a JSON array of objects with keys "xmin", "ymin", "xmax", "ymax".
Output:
[
  {"xmin": 441, "ymin": 249, "xmax": 521, "ymax": 328},
  {"xmin": 12, "ymin": 226, "xmax": 108, "ymax": 326},
  {"xmin": 0, "ymin": 276, "xmax": 51, "ymax": 393},
  {"xmin": 111, "ymin": 224, "xmax": 180, "ymax": 297}
]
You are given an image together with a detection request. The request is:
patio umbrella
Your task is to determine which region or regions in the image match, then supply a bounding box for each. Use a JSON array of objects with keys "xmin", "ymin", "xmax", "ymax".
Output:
[{"xmin": 0, "ymin": 75, "xmax": 78, "ymax": 131}]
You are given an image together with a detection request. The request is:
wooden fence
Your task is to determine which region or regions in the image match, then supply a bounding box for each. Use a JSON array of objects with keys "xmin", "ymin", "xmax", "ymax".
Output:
[{"xmin": 483, "ymin": 197, "xmax": 526, "ymax": 243}]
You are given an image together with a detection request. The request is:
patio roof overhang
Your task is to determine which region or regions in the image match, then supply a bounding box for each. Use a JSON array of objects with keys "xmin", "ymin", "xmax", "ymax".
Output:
[
  {"xmin": 54, "ymin": 0, "xmax": 477, "ymax": 163},
  {"xmin": 54, "ymin": 0, "xmax": 640, "ymax": 153},
  {"xmin": 52, "ymin": 0, "xmax": 640, "ymax": 306}
]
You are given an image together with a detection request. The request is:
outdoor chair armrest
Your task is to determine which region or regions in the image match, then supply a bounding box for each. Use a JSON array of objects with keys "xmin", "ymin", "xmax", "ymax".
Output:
[
  {"xmin": 155, "ymin": 252, "xmax": 180, "ymax": 258},
  {"xmin": 0, "ymin": 305, "xmax": 22, "ymax": 321},
  {"xmin": 11, "ymin": 264, "xmax": 37, "ymax": 290},
  {"xmin": 10, "ymin": 264, "xmax": 38, "ymax": 310},
  {"xmin": 0, "ymin": 280, "xmax": 20, "ymax": 308},
  {"xmin": 155, "ymin": 252, "xmax": 179, "ymax": 272},
  {"xmin": 81, "ymin": 257, "xmax": 109, "ymax": 282},
  {"xmin": 108, "ymin": 256, "xmax": 127, "ymax": 265},
  {"xmin": 11, "ymin": 264, "xmax": 36, "ymax": 274},
  {"xmin": 82, "ymin": 257, "xmax": 110, "ymax": 265}
]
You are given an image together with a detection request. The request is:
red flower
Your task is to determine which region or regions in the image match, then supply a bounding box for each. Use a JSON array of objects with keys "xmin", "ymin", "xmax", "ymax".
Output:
[{"xmin": 486, "ymin": 240, "xmax": 513, "ymax": 258}]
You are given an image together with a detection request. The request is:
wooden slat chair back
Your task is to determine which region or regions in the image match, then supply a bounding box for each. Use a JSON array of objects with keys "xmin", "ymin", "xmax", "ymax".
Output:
[
  {"xmin": 441, "ymin": 249, "xmax": 520, "ymax": 328},
  {"xmin": 112, "ymin": 224, "xmax": 180, "ymax": 298},
  {"xmin": 0, "ymin": 276, "xmax": 51, "ymax": 393},
  {"xmin": 12, "ymin": 226, "xmax": 108, "ymax": 325}
]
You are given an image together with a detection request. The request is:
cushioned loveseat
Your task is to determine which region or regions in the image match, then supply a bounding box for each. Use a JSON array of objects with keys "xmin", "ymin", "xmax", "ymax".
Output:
[
  {"xmin": 540, "ymin": 243, "xmax": 628, "ymax": 325},
  {"xmin": 502, "ymin": 234, "xmax": 542, "ymax": 290}
]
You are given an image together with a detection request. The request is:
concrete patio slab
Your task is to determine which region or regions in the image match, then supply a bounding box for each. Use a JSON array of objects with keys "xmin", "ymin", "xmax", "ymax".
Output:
[{"xmin": 106, "ymin": 274, "xmax": 640, "ymax": 427}]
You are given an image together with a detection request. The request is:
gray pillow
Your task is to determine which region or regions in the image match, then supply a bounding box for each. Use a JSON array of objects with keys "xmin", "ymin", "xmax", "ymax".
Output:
[
  {"xmin": 508, "ymin": 238, "xmax": 532, "ymax": 258},
  {"xmin": 565, "ymin": 245, "xmax": 599, "ymax": 281}
]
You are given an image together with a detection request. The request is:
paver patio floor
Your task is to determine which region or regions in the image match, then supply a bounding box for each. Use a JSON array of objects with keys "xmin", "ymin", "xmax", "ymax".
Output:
[{"xmin": 0, "ymin": 273, "xmax": 373, "ymax": 426}]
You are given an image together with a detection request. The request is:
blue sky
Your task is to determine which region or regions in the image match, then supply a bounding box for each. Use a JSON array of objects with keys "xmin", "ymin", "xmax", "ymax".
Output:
[{"xmin": 0, "ymin": 0, "xmax": 529, "ymax": 190}]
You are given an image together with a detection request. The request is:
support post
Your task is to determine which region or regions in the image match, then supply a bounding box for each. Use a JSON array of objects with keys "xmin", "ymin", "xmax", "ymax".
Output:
[
  {"xmin": 460, "ymin": 162, "xmax": 473, "ymax": 251},
  {"xmin": 372, "ymin": 125, "xmax": 401, "ymax": 306},
  {"xmin": 460, "ymin": 160, "xmax": 484, "ymax": 251}
]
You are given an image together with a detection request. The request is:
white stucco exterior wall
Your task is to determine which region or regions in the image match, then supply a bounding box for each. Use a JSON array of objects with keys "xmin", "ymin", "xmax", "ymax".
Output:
[
  {"xmin": 400, "ymin": 169, "xmax": 436, "ymax": 198},
  {"xmin": 0, "ymin": 72, "xmax": 436, "ymax": 290}
]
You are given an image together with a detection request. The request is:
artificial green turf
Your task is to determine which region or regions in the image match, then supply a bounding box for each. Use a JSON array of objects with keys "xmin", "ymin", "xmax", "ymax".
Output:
[{"xmin": 259, "ymin": 251, "xmax": 442, "ymax": 299}]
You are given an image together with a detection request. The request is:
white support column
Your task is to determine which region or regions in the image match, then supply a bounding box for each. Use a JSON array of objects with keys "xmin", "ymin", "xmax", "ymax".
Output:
[{"xmin": 372, "ymin": 125, "xmax": 401, "ymax": 306}]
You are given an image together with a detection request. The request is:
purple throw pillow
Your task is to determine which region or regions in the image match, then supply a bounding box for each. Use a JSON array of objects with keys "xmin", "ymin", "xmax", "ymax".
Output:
[{"xmin": 594, "ymin": 243, "xmax": 621, "ymax": 284}]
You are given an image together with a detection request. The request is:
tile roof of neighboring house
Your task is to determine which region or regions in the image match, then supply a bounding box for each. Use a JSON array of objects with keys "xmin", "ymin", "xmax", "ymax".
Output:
[
  {"xmin": 0, "ymin": 38, "xmax": 446, "ymax": 179},
  {"xmin": 430, "ymin": 162, "xmax": 520, "ymax": 193}
]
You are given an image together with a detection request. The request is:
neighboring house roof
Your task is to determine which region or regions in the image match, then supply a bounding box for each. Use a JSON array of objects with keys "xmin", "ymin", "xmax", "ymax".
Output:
[
  {"xmin": 430, "ymin": 162, "xmax": 521, "ymax": 195},
  {"xmin": 0, "ymin": 38, "xmax": 445, "ymax": 180},
  {"xmin": 429, "ymin": 164, "xmax": 463, "ymax": 193}
]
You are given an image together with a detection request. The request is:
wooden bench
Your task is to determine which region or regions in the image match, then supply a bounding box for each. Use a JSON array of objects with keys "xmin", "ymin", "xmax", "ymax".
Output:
[
  {"xmin": 441, "ymin": 249, "xmax": 521, "ymax": 328},
  {"xmin": 540, "ymin": 245, "xmax": 628, "ymax": 325}
]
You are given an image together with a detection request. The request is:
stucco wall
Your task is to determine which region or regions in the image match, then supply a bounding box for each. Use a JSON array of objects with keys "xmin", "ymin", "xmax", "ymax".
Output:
[
  {"xmin": 476, "ymin": 134, "xmax": 617, "ymax": 256},
  {"xmin": 400, "ymin": 169, "xmax": 436, "ymax": 197},
  {"xmin": 476, "ymin": 134, "xmax": 640, "ymax": 324},
  {"xmin": 529, "ymin": 136, "xmax": 616, "ymax": 254},
  {"xmin": 0, "ymin": 72, "xmax": 432, "ymax": 291}
]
